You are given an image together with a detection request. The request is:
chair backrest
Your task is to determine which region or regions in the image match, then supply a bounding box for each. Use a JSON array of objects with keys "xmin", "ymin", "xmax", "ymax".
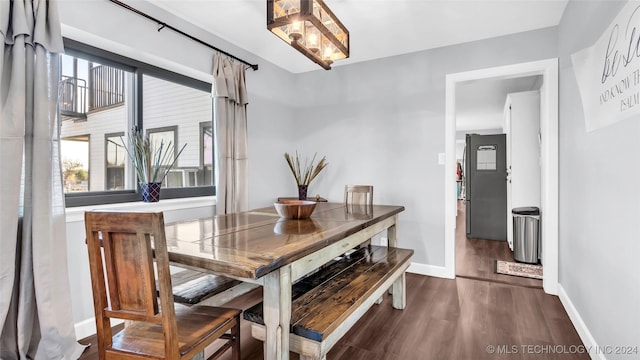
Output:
[
  {"xmin": 344, "ymin": 185, "xmax": 374, "ymax": 206},
  {"xmin": 344, "ymin": 185, "xmax": 374, "ymax": 219},
  {"xmin": 85, "ymin": 211, "xmax": 180, "ymax": 358}
]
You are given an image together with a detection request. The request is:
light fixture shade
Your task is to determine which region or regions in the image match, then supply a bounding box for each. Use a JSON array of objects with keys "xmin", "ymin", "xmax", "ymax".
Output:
[{"xmin": 267, "ymin": 0, "xmax": 349, "ymax": 70}]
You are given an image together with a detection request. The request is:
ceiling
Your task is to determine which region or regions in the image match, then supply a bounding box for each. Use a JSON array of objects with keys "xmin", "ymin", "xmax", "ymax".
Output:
[
  {"xmin": 456, "ymin": 75, "xmax": 542, "ymax": 132},
  {"xmin": 149, "ymin": 0, "xmax": 569, "ymax": 74}
]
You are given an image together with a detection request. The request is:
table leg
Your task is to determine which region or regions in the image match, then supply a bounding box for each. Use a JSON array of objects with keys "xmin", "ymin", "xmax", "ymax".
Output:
[
  {"xmin": 279, "ymin": 266, "xmax": 291, "ymax": 360},
  {"xmin": 387, "ymin": 216, "xmax": 398, "ymax": 295},
  {"xmin": 392, "ymin": 272, "xmax": 406, "ymax": 309},
  {"xmin": 263, "ymin": 266, "xmax": 291, "ymax": 360},
  {"xmin": 387, "ymin": 215, "xmax": 398, "ymax": 247}
]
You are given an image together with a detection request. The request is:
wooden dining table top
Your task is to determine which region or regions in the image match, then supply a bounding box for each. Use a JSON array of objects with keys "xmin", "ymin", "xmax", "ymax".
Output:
[{"xmin": 164, "ymin": 202, "xmax": 405, "ymax": 281}]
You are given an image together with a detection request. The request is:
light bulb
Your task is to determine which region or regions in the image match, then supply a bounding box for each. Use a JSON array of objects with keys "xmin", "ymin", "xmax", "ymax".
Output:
[
  {"xmin": 289, "ymin": 21, "xmax": 303, "ymax": 41},
  {"xmin": 308, "ymin": 33, "xmax": 319, "ymax": 53},
  {"xmin": 323, "ymin": 46, "xmax": 334, "ymax": 63}
]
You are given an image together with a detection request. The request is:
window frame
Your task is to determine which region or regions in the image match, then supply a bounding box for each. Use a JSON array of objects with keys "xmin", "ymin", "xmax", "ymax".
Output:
[
  {"xmin": 199, "ymin": 121, "xmax": 214, "ymax": 189},
  {"xmin": 147, "ymin": 125, "xmax": 179, "ymax": 162},
  {"xmin": 61, "ymin": 134, "xmax": 91, "ymax": 193},
  {"xmin": 104, "ymin": 131, "xmax": 125, "ymax": 191},
  {"xmin": 63, "ymin": 39, "xmax": 215, "ymax": 207},
  {"xmin": 199, "ymin": 121, "xmax": 214, "ymax": 169},
  {"xmin": 146, "ymin": 125, "xmax": 180, "ymax": 187}
]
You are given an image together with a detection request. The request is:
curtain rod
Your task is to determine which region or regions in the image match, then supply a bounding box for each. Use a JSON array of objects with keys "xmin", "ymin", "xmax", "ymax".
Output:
[{"xmin": 108, "ymin": 0, "xmax": 259, "ymax": 71}]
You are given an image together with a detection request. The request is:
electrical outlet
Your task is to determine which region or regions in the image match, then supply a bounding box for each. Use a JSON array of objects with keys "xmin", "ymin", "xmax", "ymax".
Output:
[{"xmin": 380, "ymin": 237, "xmax": 388, "ymax": 246}]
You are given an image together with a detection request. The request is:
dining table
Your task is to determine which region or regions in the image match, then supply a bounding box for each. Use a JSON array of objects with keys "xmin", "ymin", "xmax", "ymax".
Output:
[{"xmin": 163, "ymin": 201, "xmax": 405, "ymax": 360}]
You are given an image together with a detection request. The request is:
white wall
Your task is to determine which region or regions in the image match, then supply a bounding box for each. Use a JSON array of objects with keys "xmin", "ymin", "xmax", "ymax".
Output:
[
  {"xmin": 290, "ymin": 27, "xmax": 558, "ymax": 266},
  {"xmin": 558, "ymin": 1, "xmax": 640, "ymax": 357}
]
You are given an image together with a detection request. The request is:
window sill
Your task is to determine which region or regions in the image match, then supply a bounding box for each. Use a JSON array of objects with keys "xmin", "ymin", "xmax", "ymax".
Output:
[{"xmin": 65, "ymin": 196, "xmax": 216, "ymax": 223}]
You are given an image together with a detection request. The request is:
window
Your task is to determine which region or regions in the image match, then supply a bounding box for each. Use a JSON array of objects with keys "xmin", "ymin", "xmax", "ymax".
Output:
[
  {"xmin": 105, "ymin": 132, "xmax": 125, "ymax": 190},
  {"xmin": 61, "ymin": 135, "xmax": 90, "ymax": 192},
  {"xmin": 61, "ymin": 39, "xmax": 215, "ymax": 207}
]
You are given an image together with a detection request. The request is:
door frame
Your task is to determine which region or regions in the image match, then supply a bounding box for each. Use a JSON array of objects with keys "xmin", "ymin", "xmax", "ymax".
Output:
[{"xmin": 444, "ymin": 58, "xmax": 558, "ymax": 295}]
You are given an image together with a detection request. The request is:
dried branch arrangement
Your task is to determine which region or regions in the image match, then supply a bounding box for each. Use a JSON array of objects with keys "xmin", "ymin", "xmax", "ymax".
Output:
[
  {"xmin": 121, "ymin": 128, "xmax": 187, "ymax": 184},
  {"xmin": 284, "ymin": 151, "xmax": 328, "ymax": 186}
]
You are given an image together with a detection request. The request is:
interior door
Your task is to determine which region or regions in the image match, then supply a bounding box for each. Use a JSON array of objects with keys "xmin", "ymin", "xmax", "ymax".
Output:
[{"xmin": 465, "ymin": 134, "xmax": 507, "ymax": 241}]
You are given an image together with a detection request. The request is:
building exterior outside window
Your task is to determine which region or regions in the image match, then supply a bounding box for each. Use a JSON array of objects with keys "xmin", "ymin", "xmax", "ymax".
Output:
[{"xmin": 60, "ymin": 41, "xmax": 215, "ymax": 206}]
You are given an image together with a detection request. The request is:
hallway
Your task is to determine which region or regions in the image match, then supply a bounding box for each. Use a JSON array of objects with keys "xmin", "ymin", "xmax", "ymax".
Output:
[{"xmin": 456, "ymin": 200, "xmax": 542, "ymax": 288}]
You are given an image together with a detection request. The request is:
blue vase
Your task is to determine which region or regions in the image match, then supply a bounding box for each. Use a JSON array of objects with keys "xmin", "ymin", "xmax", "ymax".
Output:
[
  {"xmin": 141, "ymin": 182, "xmax": 162, "ymax": 202},
  {"xmin": 298, "ymin": 185, "xmax": 308, "ymax": 200}
]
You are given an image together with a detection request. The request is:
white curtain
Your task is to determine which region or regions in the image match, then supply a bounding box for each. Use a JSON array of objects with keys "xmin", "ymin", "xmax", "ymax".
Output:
[
  {"xmin": 212, "ymin": 55, "xmax": 249, "ymax": 215},
  {"xmin": 0, "ymin": 1, "xmax": 85, "ymax": 358}
]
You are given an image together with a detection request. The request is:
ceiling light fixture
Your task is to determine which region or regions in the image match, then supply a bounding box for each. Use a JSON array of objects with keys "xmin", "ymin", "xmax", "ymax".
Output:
[{"xmin": 267, "ymin": 0, "xmax": 349, "ymax": 70}]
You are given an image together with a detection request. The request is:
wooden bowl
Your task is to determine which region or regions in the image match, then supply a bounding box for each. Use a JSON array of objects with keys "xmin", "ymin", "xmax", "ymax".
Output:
[{"xmin": 274, "ymin": 200, "xmax": 317, "ymax": 219}]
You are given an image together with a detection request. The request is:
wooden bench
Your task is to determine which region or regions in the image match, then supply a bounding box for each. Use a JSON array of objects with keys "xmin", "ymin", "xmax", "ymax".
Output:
[
  {"xmin": 167, "ymin": 269, "xmax": 243, "ymax": 305},
  {"xmin": 244, "ymin": 245, "xmax": 413, "ymax": 360}
]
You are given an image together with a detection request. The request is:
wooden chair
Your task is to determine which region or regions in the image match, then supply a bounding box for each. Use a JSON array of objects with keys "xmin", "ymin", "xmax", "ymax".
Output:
[
  {"xmin": 343, "ymin": 185, "xmax": 389, "ymax": 300},
  {"xmin": 344, "ymin": 185, "xmax": 374, "ymax": 250},
  {"xmin": 344, "ymin": 185, "xmax": 374, "ymax": 217},
  {"xmin": 84, "ymin": 211, "xmax": 241, "ymax": 360}
]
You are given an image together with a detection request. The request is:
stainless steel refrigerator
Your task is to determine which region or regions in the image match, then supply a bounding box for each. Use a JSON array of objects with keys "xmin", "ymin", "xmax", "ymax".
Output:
[{"xmin": 464, "ymin": 134, "xmax": 507, "ymax": 241}]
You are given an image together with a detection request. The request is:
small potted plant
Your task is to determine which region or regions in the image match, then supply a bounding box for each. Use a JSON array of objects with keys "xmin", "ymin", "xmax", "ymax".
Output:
[
  {"xmin": 284, "ymin": 151, "xmax": 328, "ymax": 200},
  {"xmin": 121, "ymin": 128, "xmax": 186, "ymax": 202}
]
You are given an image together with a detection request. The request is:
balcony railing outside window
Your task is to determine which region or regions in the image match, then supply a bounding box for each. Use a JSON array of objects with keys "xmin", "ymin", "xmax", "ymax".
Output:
[
  {"xmin": 59, "ymin": 76, "xmax": 87, "ymax": 118},
  {"xmin": 89, "ymin": 65, "xmax": 125, "ymax": 111},
  {"xmin": 60, "ymin": 65, "xmax": 125, "ymax": 119}
]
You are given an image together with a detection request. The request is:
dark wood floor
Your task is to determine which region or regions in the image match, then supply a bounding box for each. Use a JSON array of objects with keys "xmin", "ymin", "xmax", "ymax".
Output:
[
  {"xmin": 79, "ymin": 201, "xmax": 584, "ymax": 359},
  {"xmin": 79, "ymin": 277, "xmax": 585, "ymax": 360},
  {"xmin": 456, "ymin": 200, "xmax": 542, "ymax": 287}
]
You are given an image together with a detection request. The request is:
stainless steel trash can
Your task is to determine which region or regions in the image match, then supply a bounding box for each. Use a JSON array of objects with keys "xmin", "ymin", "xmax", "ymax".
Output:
[{"xmin": 512, "ymin": 207, "xmax": 540, "ymax": 264}]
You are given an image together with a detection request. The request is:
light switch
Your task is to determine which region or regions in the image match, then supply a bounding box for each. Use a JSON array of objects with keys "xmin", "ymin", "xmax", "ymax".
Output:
[{"xmin": 438, "ymin": 152, "xmax": 445, "ymax": 165}]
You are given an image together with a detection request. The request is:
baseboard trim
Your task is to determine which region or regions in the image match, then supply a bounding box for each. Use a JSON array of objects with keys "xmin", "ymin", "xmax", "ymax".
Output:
[
  {"xmin": 408, "ymin": 262, "xmax": 454, "ymax": 279},
  {"xmin": 75, "ymin": 318, "xmax": 95, "ymax": 340},
  {"xmin": 558, "ymin": 284, "xmax": 604, "ymax": 360},
  {"xmin": 75, "ymin": 318, "xmax": 123, "ymax": 341}
]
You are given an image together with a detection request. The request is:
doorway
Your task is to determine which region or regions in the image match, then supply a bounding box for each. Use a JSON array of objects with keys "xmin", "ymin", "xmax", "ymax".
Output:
[{"xmin": 444, "ymin": 59, "xmax": 559, "ymax": 295}]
